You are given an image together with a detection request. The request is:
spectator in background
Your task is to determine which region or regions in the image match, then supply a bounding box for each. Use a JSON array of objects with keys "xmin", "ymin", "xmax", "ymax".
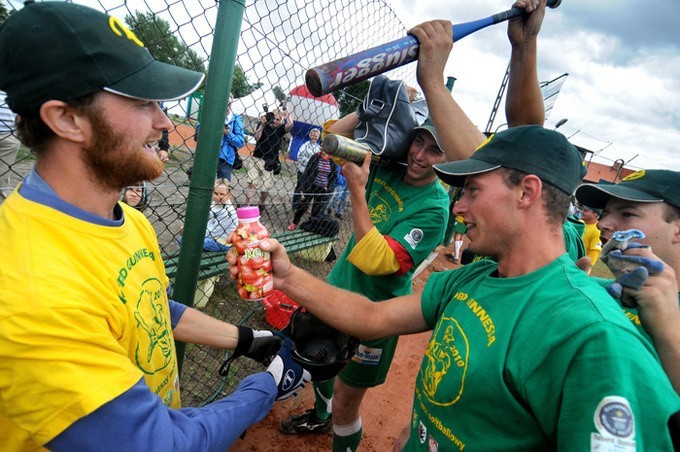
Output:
[
  {"xmin": 203, "ymin": 178, "xmax": 238, "ymax": 252},
  {"xmin": 192, "ymin": 95, "xmax": 244, "ymax": 181},
  {"xmin": 246, "ymin": 107, "xmax": 293, "ymax": 209},
  {"xmin": 288, "ymin": 146, "xmax": 338, "ymax": 231},
  {"xmin": 121, "ymin": 181, "xmax": 148, "ymax": 213},
  {"xmin": 0, "ymin": 90, "xmax": 20, "ymax": 200},
  {"xmin": 157, "ymin": 107, "xmax": 170, "ymax": 164},
  {"xmin": 446, "ymin": 214, "xmax": 467, "ymax": 264},
  {"xmin": 158, "ymin": 130, "xmax": 170, "ymax": 163},
  {"xmin": 219, "ymin": 95, "xmax": 244, "ymax": 181},
  {"xmin": 326, "ymin": 167, "xmax": 349, "ymax": 219},
  {"xmin": 579, "ymin": 204, "xmax": 603, "ymax": 274},
  {"xmin": 293, "ymin": 128, "xmax": 321, "ymax": 211},
  {"xmin": 178, "ymin": 179, "xmax": 238, "ymax": 252}
]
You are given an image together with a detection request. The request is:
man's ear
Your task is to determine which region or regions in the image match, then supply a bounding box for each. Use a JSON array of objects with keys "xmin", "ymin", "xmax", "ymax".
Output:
[
  {"xmin": 671, "ymin": 216, "xmax": 680, "ymax": 246},
  {"xmin": 517, "ymin": 174, "xmax": 542, "ymax": 208},
  {"xmin": 39, "ymin": 100, "xmax": 89, "ymax": 144}
]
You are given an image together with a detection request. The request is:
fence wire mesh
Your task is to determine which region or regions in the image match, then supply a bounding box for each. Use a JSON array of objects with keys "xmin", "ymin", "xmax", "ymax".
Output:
[{"xmin": 0, "ymin": 0, "xmax": 422, "ymax": 406}]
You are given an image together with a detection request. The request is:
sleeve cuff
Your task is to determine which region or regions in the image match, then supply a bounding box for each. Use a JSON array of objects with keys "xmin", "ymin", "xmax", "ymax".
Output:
[{"xmin": 347, "ymin": 227, "xmax": 400, "ymax": 275}]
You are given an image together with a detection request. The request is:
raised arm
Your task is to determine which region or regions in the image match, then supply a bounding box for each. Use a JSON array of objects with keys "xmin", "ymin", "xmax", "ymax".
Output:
[
  {"xmin": 505, "ymin": 0, "xmax": 547, "ymax": 126},
  {"xmin": 410, "ymin": 0, "xmax": 548, "ymax": 162},
  {"xmin": 410, "ymin": 20, "xmax": 485, "ymax": 162}
]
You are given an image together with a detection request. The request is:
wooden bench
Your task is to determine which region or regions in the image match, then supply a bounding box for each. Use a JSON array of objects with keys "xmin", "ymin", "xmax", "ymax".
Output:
[{"xmin": 163, "ymin": 229, "xmax": 337, "ymax": 280}]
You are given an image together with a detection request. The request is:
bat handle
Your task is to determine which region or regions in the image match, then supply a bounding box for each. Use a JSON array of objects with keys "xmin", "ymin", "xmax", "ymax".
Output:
[{"xmin": 454, "ymin": 0, "xmax": 560, "ymax": 42}]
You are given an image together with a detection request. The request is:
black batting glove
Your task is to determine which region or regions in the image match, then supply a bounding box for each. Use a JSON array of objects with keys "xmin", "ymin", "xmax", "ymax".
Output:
[{"xmin": 234, "ymin": 326, "xmax": 283, "ymax": 366}]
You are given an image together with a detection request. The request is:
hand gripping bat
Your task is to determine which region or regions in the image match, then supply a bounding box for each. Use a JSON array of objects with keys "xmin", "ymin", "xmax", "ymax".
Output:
[{"xmin": 305, "ymin": 0, "xmax": 562, "ymax": 96}]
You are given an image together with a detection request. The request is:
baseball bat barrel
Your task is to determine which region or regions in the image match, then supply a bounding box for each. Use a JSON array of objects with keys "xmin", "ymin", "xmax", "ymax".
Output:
[{"xmin": 306, "ymin": 0, "xmax": 560, "ymax": 97}]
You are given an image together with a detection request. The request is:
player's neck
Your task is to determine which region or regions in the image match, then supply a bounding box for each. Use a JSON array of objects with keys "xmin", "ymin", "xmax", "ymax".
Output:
[
  {"xmin": 35, "ymin": 150, "xmax": 121, "ymax": 220},
  {"xmin": 495, "ymin": 226, "xmax": 565, "ymax": 278}
]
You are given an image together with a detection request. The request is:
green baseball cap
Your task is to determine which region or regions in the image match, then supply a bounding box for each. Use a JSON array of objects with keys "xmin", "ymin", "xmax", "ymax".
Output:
[
  {"xmin": 575, "ymin": 169, "xmax": 680, "ymax": 210},
  {"xmin": 412, "ymin": 118, "xmax": 444, "ymax": 153},
  {"xmin": 434, "ymin": 125, "xmax": 586, "ymax": 194},
  {"xmin": 0, "ymin": 1, "xmax": 205, "ymax": 115}
]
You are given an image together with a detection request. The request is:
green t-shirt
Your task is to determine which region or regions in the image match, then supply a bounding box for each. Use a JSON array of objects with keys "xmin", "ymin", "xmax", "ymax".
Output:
[
  {"xmin": 328, "ymin": 166, "xmax": 449, "ymax": 300},
  {"xmin": 407, "ymin": 254, "xmax": 680, "ymax": 451},
  {"xmin": 563, "ymin": 217, "xmax": 586, "ymax": 262},
  {"xmin": 461, "ymin": 221, "xmax": 585, "ymax": 265}
]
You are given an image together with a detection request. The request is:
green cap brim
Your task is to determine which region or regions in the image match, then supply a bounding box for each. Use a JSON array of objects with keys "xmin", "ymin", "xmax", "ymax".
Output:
[
  {"xmin": 434, "ymin": 160, "xmax": 502, "ymax": 187},
  {"xmin": 104, "ymin": 60, "xmax": 204, "ymax": 102},
  {"xmin": 575, "ymin": 183, "xmax": 664, "ymax": 209}
]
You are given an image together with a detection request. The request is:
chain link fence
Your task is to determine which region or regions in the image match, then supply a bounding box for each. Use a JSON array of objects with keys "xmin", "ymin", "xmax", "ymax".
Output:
[{"xmin": 0, "ymin": 0, "xmax": 423, "ymax": 406}]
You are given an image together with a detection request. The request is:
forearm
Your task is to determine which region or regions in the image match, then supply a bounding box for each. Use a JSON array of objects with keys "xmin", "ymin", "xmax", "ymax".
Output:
[
  {"xmin": 48, "ymin": 375, "xmax": 275, "ymax": 451},
  {"xmin": 328, "ymin": 112, "xmax": 359, "ymax": 136},
  {"xmin": 254, "ymin": 123, "xmax": 264, "ymax": 141},
  {"xmin": 173, "ymin": 306, "xmax": 239, "ymax": 350},
  {"xmin": 279, "ymin": 265, "xmax": 381, "ymax": 339},
  {"xmin": 226, "ymin": 131, "xmax": 245, "ymax": 149},
  {"xmin": 277, "ymin": 263, "xmax": 428, "ymax": 339},
  {"xmin": 283, "ymin": 114, "xmax": 294, "ymax": 132},
  {"xmin": 505, "ymin": 39, "xmax": 544, "ymax": 126},
  {"xmin": 421, "ymin": 81, "xmax": 485, "ymax": 162},
  {"xmin": 349, "ymin": 186, "xmax": 373, "ymax": 241}
]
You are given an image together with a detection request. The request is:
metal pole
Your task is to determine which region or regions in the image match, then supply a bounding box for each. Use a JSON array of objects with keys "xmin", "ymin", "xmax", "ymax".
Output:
[
  {"xmin": 445, "ymin": 76, "xmax": 457, "ymax": 92},
  {"xmin": 173, "ymin": 0, "xmax": 246, "ymax": 371}
]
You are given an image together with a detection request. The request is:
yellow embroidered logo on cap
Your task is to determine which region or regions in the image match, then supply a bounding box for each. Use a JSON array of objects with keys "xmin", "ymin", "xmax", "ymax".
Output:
[
  {"xmin": 622, "ymin": 170, "xmax": 646, "ymax": 182},
  {"xmin": 473, "ymin": 134, "xmax": 493, "ymax": 153},
  {"xmin": 109, "ymin": 16, "xmax": 144, "ymax": 48}
]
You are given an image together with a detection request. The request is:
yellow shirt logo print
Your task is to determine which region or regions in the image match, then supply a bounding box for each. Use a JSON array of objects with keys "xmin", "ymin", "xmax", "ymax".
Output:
[{"xmin": 109, "ymin": 16, "xmax": 144, "ymax": 47}]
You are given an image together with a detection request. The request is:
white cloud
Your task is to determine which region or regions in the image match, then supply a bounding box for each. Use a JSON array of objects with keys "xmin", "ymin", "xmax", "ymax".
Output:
[{"xmin": 390, "ymin": 0, "xmax": 680, "ymax": 171}]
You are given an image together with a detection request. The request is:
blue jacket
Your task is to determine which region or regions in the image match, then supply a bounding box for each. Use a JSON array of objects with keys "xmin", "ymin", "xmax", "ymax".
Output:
[
  {"xmin": 221, "ymin": 114, "xmax": 245, "ymax": 165},
  {"xmin": 196, "ymin": 114, "xmax": 245, "ymax": 165}
]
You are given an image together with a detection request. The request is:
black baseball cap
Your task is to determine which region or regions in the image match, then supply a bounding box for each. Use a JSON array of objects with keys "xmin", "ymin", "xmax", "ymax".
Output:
[
  {"xmin": 0, "ymin": 1, "xmax": 205, "ymax": 115},
  {"xmin": 575, "ymin": 169, "xmax": 680, "ymax": 210},
  {"xmin": 434, "ymin": 125, "xmax": 586, "ymax": 194}
]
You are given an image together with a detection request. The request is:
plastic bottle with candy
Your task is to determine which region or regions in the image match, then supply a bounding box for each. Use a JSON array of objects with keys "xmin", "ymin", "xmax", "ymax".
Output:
[{"xmin": 233, "ymin": 206, "xmax": 274, "ymax": 300}]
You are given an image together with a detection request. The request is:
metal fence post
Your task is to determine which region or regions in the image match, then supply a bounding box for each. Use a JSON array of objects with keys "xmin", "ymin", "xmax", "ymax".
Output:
[{"xmin": 173, "ymin": 0, "xmax": 246, "ymax": 372}]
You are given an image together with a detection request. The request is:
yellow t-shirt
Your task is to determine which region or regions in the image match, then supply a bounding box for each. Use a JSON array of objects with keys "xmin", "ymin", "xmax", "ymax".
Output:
[
  {"xmin": 581, "ymin": 222, "xmax": 603, "ymax": 270},
  {"xmin": 0, "ymin": 190, "xmax": 179, "ymax": 449}
]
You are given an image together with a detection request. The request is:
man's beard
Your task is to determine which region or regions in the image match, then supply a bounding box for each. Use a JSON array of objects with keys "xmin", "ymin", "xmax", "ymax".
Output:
[{"xmin": 82, "ymin": 108, "xmax": 163, "ymax": 191}]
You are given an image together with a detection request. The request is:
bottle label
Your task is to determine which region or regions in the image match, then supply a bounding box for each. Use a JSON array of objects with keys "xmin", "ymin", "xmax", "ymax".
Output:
[{"xmin": 232, "ymin": 220, "xmax": 274, "ymax": 300}]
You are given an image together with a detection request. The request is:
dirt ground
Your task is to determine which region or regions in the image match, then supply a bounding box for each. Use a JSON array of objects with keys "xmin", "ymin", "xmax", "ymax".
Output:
[{"xmin": 230, "ymin": 244, "xmax": 463, "ymax": 452}]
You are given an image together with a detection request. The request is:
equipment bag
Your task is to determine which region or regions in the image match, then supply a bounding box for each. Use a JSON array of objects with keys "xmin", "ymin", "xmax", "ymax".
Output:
[{"xmin": 354, "ymin": 75, "xmax": 428, "ymax": 162}]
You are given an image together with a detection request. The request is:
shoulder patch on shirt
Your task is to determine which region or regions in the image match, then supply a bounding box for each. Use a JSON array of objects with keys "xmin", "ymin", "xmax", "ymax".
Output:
[
  {"xmin": 404, "ymin": 228, "xmax": 423, "ymax": 249},
  {"xmin": 594, "ymin": 396, "xmax": 635, "ymax": 439}
]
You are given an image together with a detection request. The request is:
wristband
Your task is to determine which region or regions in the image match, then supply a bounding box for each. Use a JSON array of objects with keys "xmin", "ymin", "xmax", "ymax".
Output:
[{"xmin": 234, "ymin": 325, "xmax": 253, "ymax": 357}]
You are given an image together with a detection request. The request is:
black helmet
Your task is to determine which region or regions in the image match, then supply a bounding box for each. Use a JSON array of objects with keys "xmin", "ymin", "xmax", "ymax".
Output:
[{"xmin": 282, "ymin": 308, "xmax": 359, "ymax": 382}]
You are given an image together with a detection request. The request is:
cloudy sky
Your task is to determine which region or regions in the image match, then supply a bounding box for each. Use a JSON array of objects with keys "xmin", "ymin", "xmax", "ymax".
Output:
[
  {"xmin": 5, "ymin": 0, "xmax": 677, "ymax": 172},
  {"xmin": 389, "ymin": 0, "xmax": 680, "ymax": 171}
]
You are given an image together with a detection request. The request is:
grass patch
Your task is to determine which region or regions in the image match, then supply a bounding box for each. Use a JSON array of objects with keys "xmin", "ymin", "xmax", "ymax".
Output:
[{"xmin": 590, "ymin": 258, "xmax": 613, "ymax": 279}]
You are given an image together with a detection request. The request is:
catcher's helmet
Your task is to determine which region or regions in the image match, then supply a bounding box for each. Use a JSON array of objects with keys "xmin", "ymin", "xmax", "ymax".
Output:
[{"xmin": 282, "ymin": 309, "xmax": 359, "ymax": 381}]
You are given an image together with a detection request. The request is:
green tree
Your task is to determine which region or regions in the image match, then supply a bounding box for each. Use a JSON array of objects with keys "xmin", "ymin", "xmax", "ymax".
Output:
[
  {"xmin": 272, "ymin": 85, "xmax": 286, "ymax": 102},
  {"xmin": 333, "ymin": 79, "xmax": 370, "ymax": 117},
  {"xmin": 126, "ymin": 11, "xmax": 206, "ymax": 75},
  {"xmin": 0, "ymin": 1, "xmax": 10, "ymax": 25},
  {"xmin": 231, "ymin": 65, "xmax": 262, "ymax": 98},
  {"xmin": 126, "ymin": 11, "xmax": 263, "ymax": 98}
]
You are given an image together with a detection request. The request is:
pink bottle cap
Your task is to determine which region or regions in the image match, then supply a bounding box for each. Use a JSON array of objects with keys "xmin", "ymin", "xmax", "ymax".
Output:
[{"xmin": 236, "ymin": 206, "xmax": 260, "ymax": 220}]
